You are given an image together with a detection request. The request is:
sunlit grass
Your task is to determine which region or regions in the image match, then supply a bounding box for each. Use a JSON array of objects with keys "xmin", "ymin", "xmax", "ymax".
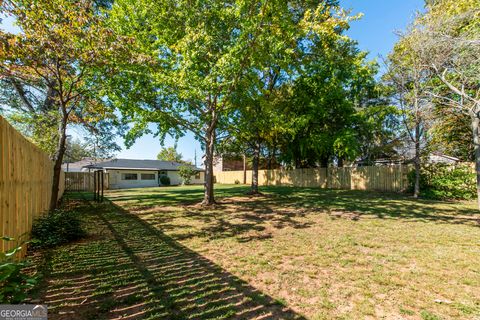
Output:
[
  {"xmin": 106, "ymin": 184, "xmax": 480, "ymax": 319},
  {"xmin": 32, "ymin": 191, "xmax": 303, "ymax": 319},
  {"xmin": 31, "ymin": 186, "xmax": 479, "ymax": 319}
]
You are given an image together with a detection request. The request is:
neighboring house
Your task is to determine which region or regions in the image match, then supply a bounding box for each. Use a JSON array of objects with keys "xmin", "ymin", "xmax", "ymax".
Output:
[
  {"xmin": 213, "ymin": 155, "xmax": 246, "ymax": 172},
  {"xmin": 213, "ymin": 154, "xmax": 281, "ymax": 172},
  {"xmin": 354, "ymin": 151, "xmax": 461, "ymax": 167},
  {"xmin": 62, "ymin": 157, "xmax": 107, "ymax": 172},
  {"xmin": 427, "ymin": 153, "xmax": 461, "ymax": 164},
  {"xmin": 85, "ymin": 159, "xmax": 204, "ymax": 189},
  {"xmin": 397, "ymin": 144, "xmax": 462, "ymax": 164}
]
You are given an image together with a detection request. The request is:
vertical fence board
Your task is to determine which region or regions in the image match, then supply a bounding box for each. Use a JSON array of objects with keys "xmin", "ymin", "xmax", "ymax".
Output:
[
  {"xmin": 0, "ymin": 116, "xmax": 65, "ymax": 258},
  {"xmin": 215, "ymin": 164, "xmax": 412, "ymax": 193}
]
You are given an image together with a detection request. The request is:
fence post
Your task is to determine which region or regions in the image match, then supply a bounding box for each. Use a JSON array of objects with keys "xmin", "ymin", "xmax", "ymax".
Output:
[
  {"xmin": 101, "ymin": 171, "xmax": 104, "ymax": 202},
  {"xmin": 93, "ymin": 171, "xmax": 97, "ymax": 201}
]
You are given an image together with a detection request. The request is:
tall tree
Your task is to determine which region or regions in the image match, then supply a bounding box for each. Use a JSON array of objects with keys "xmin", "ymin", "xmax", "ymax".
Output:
[
  {"xmin": 64, "ymin": 138, "xmax": 93, "ymax": 163},
  {"xmin": 418, "ymin": 0, "xmax": 480, "ymax": 207},
  {"xmin": 354, "ymin": 87, "xmax": 402, "ymax": 166},
  {"xmin": 157, "ymin": 146, "xmax": 184, "ymax": 163},
  {"xmin": 107, "ymin": 0, "xmax": 350, "ymax": 205},
  {"xmin": 384, "ymin": 29, "xmax": 433, "ymax": 198},
  {"xmin": 226, "ymin": 4, "xmax": 387, "ymax": 196},
  {"xmin": 0, "ymin": 0, "xmax": 125, "ymax": 209},
  {"xmin": 276, "ymin": 39, "xmax": 384, "ymax": 168},
  {"xmin": 430, "ymin": 111, "xmax": 474, "ymax": 161},
  {"xmin": 228, "ymin": 68, "xmax": 289, "ymax": 194},
  {"xmin": 63, "ymin": 136, "xmax": 119, "ymax": 163}
]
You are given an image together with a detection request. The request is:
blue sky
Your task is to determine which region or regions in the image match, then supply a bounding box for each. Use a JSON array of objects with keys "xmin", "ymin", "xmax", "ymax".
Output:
[
  {"xmin": 1, "ymin": 0, "xmax": 424, "ymax": 165},
  {"xmin": 342, "ymin": 0, "xmax": 424, "ymax": 60}
]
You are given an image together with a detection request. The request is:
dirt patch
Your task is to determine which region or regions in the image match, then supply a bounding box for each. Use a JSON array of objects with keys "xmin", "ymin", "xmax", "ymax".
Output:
[{"xmin": 328, "ymin": 210, "xmax": 361, "ymax": 221}]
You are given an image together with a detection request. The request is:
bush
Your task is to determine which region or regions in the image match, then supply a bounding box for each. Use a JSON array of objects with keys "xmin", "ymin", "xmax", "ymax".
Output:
[
  {"xmin": 234, "ymin": 179, "xmax": 240, "ymax": 185},
  {"xmin": 0, "ymin": 237, "xmax": 37, "ymax": 303},
  {"xmin": 30, "ymin": 209, "xmax": 86, "ymax": 249},
  {"xmin": 159, "ymin": 175, "xmax": 170, "ymax": 186},
  {"xmin": 408, "ymin": 163, "xmax": 476, "ymax": 200},
  {"xmin": 178, "ymin": 165, "xmax": 197, "ymax": 185}
]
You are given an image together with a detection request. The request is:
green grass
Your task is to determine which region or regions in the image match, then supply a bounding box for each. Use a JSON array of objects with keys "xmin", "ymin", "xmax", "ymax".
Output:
[
  {"xmin": 34, "ymin": 185, "xmax": 480, "ymax": 319},
  {"xmin": 33, "ymin": 189, "xmax": 302, "ymax": 320}
]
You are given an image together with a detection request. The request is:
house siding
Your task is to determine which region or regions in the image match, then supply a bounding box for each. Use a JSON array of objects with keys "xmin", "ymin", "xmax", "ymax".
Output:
[
  {"xmin": 108, "ymin": 170, "xmax": 159, "ymax": 189},
  {"xmin": 167, "ymin": 171, "xmax": 205, "ymax": 185},
  {"xmin": 107, "ymin": 169, "xmax": 205, "ymax": 189},
  {"xmin": 191, "ymin": 172, "xmax": 205, "ymax": 185}
]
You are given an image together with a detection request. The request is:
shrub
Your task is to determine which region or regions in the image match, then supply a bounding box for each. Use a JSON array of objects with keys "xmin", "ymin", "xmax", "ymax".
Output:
[
  {"xmin": 159, "ymin": 175, "xmax": 170, "ymax": 186},
  {"xmin": 408, "ymin": 163, "xmax": 476, "ymax": 200},
  {"xmin": 178, "ymin": 165, "xmax": 197, "ymax": 185},
  {"xmin": 0, "ymin": 237, "xmax": 37, "ymax": 303},
  {"xmin": 234, "ymin": 179, "xmax": 240, "ymax": 184},
  {"xmin": 30, "ymin": 209, "xmax": 86, "ymax": 249}
]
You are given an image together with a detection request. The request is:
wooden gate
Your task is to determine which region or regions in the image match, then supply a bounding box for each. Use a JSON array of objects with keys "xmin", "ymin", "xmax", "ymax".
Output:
[{"xmin": 65, "ymin": 172, "xmax": 108, "ymax": 192}]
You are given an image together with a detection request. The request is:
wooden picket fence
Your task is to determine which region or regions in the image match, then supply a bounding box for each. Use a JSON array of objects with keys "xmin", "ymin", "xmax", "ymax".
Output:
[
  {"xmin": 215, "ymin": 165, "xmax": 409, "ymax": 192},
  {"xmin": 65, "ymin": 171, "xmax": 109, "ymax": 191},
  {"xmin": 0, "ymin": 115, "xmax": 65, "ymax": 256}
]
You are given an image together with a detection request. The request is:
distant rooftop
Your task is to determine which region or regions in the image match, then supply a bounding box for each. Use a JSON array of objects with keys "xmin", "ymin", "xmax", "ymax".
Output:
[
  {"xmin": 86, "ymin": 158, "xmax": 203, "ymax": 171},
  {"xmin": 62, "ymin": 158, "xmax": 108, "ymax": 172}
]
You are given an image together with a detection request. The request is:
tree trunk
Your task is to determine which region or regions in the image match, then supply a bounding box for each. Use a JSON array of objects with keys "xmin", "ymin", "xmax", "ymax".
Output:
[
  {"xmin": 243, "ymin": 154, "xmax": 247, "ymax": 184},
  {"xmin": 320, "ymin": 156, "xmax": 329, "ymax": 168},
  {"xmin": 251, "ymin": 141, "xmax": 260, "ymax": 194},
  {"xmin": 413, "ymin": 121, "xmax": 421, "ymax": 198},
  {"xmin": 203, "ymin": 116, "xmax": 217, "ymax": 205},
  {"xmin": 295, "ymin": 157, "xmax": 302, "ymax": 169},
  {"xmin": 337, "ymin": 157, "xmax": 344, "ymax": 168},
  {"xmin": 267, "ymin": 145, "xmax": 276, "ymax": 169},
  {"xmin": 49, "ymin": 115, "xmax": 68, "ymax": 210},
  {"xmin": 471, "ymin": 110, "xmax": 480, "ymax": 209}
]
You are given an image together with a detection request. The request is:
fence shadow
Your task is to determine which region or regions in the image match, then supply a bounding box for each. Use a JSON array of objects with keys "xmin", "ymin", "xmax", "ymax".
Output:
[{"xmin": 39, "ymin": 197, "xmax": 306, "ymax": 320}]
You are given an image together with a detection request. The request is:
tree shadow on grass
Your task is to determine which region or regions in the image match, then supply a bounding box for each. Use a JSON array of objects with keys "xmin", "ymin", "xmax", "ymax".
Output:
[
  {"xmin": 262, "ymin": 187, "xmax": 479, "ymax": 227},
  {"xmin": 127, "ymin": 197, "xmax": 314, "ymax": 243},
  {"xmin": 107, "ymin": 185, "xmax": 479, "ymax": 227},
  {"xmin": 106, "ymin": 186, "xmax": 250, "ymax": 207},
  {"xmin": 39, "ymin": 198, "xmax": 305, "ymax": 320},
  {"xmin": 106, "ymin": 186, "xmax": 478, "ymax": 251}
]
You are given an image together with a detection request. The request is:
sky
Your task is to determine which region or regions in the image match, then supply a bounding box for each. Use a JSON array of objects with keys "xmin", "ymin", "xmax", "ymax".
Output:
[
  {"xmin": 342, "ymin": 0, "xmax": 424, "ymax": 60},
  {"xmin": 0, "ymin": 0, "xmax": 424, "ymax": 166}
]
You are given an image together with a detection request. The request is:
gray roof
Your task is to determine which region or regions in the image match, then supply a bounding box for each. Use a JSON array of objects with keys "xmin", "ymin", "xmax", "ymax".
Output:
[
  {"xmin": 62, "ymin": 158, "xmax": 109, "ymax": 172},
  {"xmin": 85, "ymin": 158, "xmax": 204, "ymax": 171}
]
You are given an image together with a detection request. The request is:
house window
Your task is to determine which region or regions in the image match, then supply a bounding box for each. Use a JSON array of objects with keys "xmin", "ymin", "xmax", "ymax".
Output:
[
  {"xmin": 141, "ymin": 173, "xmax": 155, "ymax": 180},
  {"xmin": 122, "ymin": 173, "xmax": 138, "ymax": 180},
  {"xmin": 195, "ymin": 172, "xmax": 201, "ymax": 179}
]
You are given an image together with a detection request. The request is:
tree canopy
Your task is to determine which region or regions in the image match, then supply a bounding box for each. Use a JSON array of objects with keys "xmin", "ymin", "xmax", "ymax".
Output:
[
  {"xmin": 106, "ymin": 0, "xmax": 356, "ymax": 204},
  {"xmin": 384, "ymin": 0, "xmax": 480, "ymax": 203},
  {"xmin": 157, "ymin": 146, "xmax": 184, "ymax": 163},
  {"xmin": 2, "ymin": 0, "xmax": 476, "ymax": 206},
  {"xmin": 0, "ymin": 0, "xmax": 126, "ymax": 208}
]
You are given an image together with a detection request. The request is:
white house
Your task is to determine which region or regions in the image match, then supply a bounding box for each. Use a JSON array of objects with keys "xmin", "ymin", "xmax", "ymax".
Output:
[{"xmin": 84, "ymin": 159, "xmax": 205, "ymax": 189}]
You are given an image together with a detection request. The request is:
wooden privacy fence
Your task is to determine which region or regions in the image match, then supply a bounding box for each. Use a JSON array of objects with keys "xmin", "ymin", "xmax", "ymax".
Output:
[
  {"xmin": 215, "ymin": 165, "xmax": 409, "ymax": 192},
  {"xmin": 0, "ymin": 115, "xmax": 65, "ymax": 256},
  {"xmin": 65, "ymin": 171, "xmax": 109, "ymax": 192}
]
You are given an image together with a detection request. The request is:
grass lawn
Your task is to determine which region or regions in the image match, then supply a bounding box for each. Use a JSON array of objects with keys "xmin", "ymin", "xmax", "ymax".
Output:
[{"xmin": 35, "ymin": 185, "xmax": 479, "ymax": 319}]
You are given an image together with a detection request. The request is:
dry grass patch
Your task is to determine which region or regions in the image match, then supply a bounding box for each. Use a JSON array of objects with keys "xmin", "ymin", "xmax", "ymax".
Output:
[
  {"xmin": 107, "ymin": 185, "xmax": 480, "ymax": 320},
  {"xmin": 30, "ymin": 192, "xmax": 303, "ymax": 320}
]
